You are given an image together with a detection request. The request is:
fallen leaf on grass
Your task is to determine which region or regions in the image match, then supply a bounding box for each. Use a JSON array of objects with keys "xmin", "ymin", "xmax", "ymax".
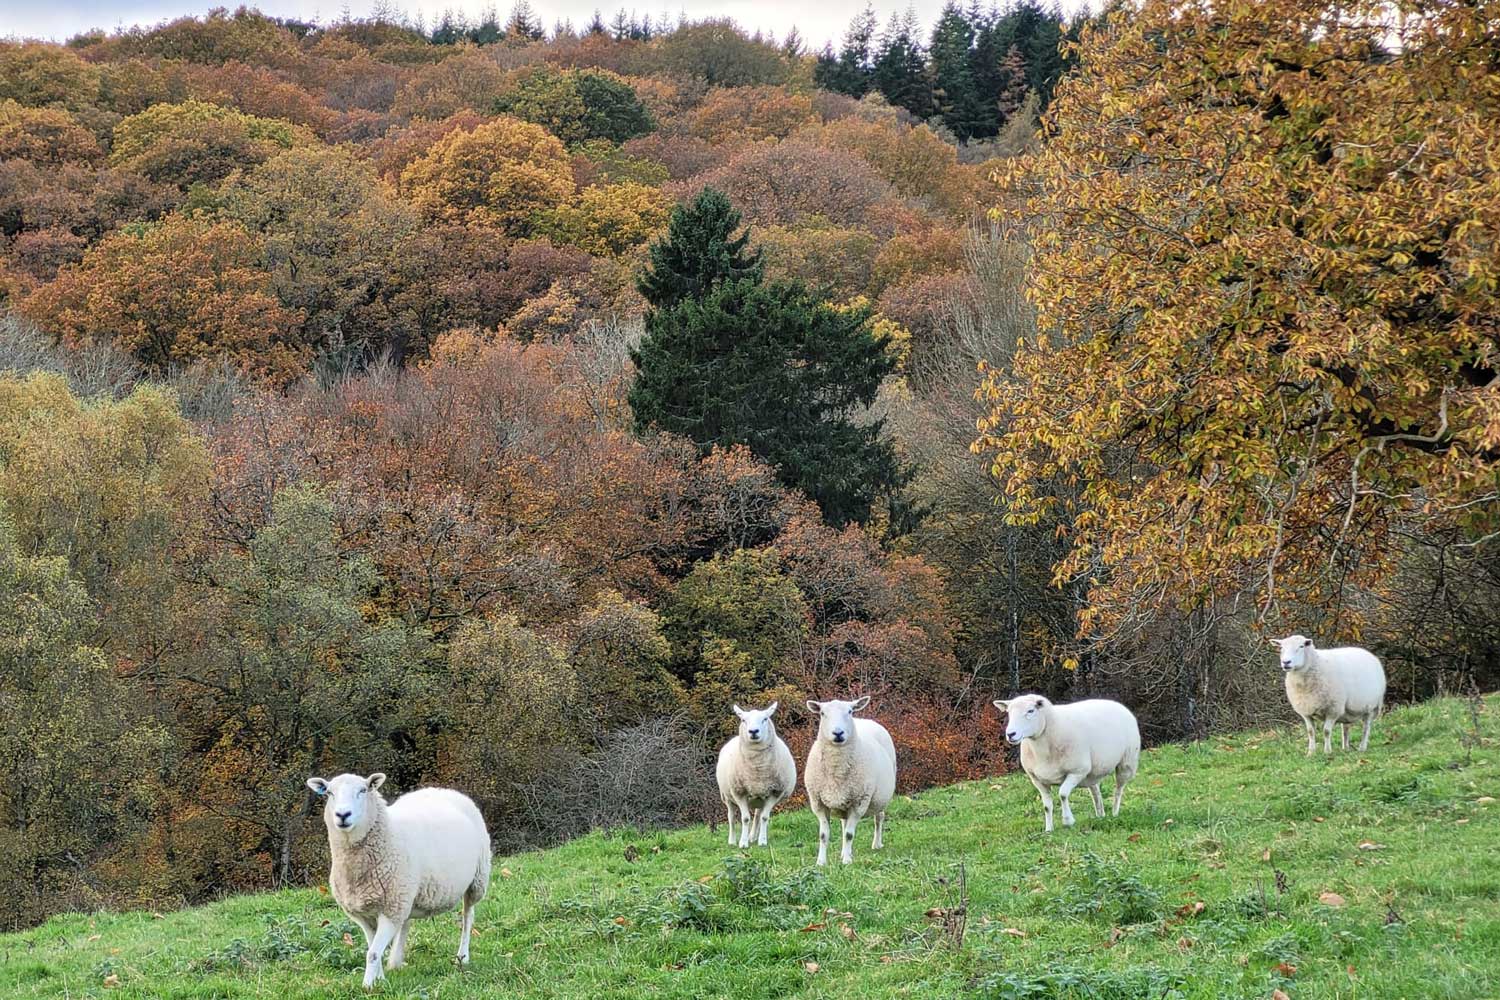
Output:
[
  {"xmin": 804, "ymin": 962, "xmax": 820, "ymax": 974},
  {"xmin": 1175, "ymin": 901, "xmax": 1206, "ymax": 918},
  {"xmin": 1001, "ymin": 927, "xmax": 1027, "ymax": 938},
  {"xmin": 1162, "ymin": 818, "xmax": 1176, "ymax": 827},
  {"xmin": 924, "ymin": 908, "xmax": 947, "ymax": 919},
  {"xmin": 1274, "ymin": 962, "xmax": 1298, "ymax": 977},
  {"xmin": 799, "ymin": 921, "xmax": 826, "ymax": 932},
  {"xmin": 86, "ymin": 934, "xmax": 100, "ymax": 942},
  {"xmin": 1357, "ymin": 840, "xmax": 1385, "ymax": 851},
  {"xmin": 1272, "ymin": 990, "xmax": 1291, "ymax": 1000},
  {"xmin": 1176, "ymin": 936, "xmax": 1192, "ymax": 951},
  {"xmin": 1127, "ymin": 833, "xmax": 1142, "ymax": 843},
  {"xmin": 839, "ymin": 923, "xmax": 856, "ymax": 942},
  {"xmin": 500, "ymin": 867, "xmax": 513, "ymax": 878},
  {"xmin": 1106, "ymin": 927, "xmax": 1123, "ymax": 947},
  {"xmin": 1313, "ymin": 816, "xmax": 1326, "ymax": 823},
  {"xmin": 1261, "ymin": 848, "xmax": 1272, "ymax": 862},
  {"xmin": 1456, "ymin": 818, "xmax": 1470, "ymax": 825},
  {"xmin": 612, "ymin": 916, "xmax": 631, "ymax": 927},
  {"xmin": 102, "ymin": 974, "xmax": 120, "ymax": 988},
  {"xmin": 1319, "ymin": 892, "xmax": 1346, "ymax": 907},
  {"xmin": 342, "ymin": 933, "xmax": 355, "ymax": 947}
]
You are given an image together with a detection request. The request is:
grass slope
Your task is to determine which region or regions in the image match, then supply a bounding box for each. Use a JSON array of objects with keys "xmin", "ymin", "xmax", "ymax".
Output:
[{"xmin": 3, "ymin": 697, "xmax": 1498, "ymax": 1000}]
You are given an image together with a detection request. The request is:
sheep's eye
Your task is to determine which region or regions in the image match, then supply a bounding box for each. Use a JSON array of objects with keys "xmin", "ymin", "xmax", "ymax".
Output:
[{"xmin": 358, "ymin": 788, "xmax": 367, "ymax": 796}]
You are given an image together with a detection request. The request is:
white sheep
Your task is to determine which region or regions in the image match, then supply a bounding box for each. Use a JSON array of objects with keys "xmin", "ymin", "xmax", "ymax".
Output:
[
  {"xmin": 994, "ymin": 695, "xmax": 1140, "ymax": 833},
  {"xmin": 1271, "ymin": 634, "xmax": 1386, "ymax": 754},
  {"xmin": 305, "ymin": 772, "xmax": 492, "ymax": 989},
  {"xmin": 803, "ymin": 696, "xmax": 897, "ymax": 865},
  {"xmin": 716, "ymin": 701, "xmax": 797, "ymax": 849}
]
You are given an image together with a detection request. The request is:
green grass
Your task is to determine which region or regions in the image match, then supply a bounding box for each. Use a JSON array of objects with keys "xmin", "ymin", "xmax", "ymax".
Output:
[{"xmin": 3, "ymin": 697, "xmax": 1498, "ymax": 1000}]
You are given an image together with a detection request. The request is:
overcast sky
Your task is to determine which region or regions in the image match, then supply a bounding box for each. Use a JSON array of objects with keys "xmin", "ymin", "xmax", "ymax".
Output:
[{"xmin": 2, "ymin": 1, "xmax": 1086, "ymax": 50}]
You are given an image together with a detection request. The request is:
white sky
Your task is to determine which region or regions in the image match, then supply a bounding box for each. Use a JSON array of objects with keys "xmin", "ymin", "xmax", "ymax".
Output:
[{"xmin": 0, "ymin": 1, "xmax": 1087, "ymax": 50}]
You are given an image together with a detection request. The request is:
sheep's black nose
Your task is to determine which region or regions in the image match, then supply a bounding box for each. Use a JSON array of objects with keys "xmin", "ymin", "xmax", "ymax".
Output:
[
  {"xmin": 748, "ymin": 728, "xmax": 760, "ymax": 738},
  {"xmin": 335, "ymin": 811, "xmax": 352, "ymax": 824},
  {"xmin": 832, "ymin": 730, "xmax": 846, "ymax": 742}
]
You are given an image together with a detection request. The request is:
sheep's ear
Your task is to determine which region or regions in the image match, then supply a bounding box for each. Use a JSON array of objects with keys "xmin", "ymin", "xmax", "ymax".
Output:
[
  {"xmin": 850, "ymin": 695, "xmax": 871, "ymax": 712},
  {"xmin": 765, "ymin": 700, "xmax": 779, "ymax": 716},
  {"xmin": 731, "ymin": 704, "xmax": 746, "ymax": 719},
  {"xmin": 366, "ymin": 773, "xmax": 386, "ymax": 791},
  {"xmin": 1266, "ymin": 637, "xmax": 1282, "ymax": 647},
  {"xmin": 992, "ymin": 700, "xmax": 1006, "ymax": 713},
  {"xmin": 805, "ymin": 699, "xmax": 821, "ymax": 713},
  {"xmin": 306, "ymin": 778, "xmax": 329, "ymax": 797},
  {"xmin": 1303, "ymin": 638, "xmax": 1313, "ymax": 647},
  {"xmin": 1034, "ymin": 698, "xmax": 1045, "ymax": 710}
]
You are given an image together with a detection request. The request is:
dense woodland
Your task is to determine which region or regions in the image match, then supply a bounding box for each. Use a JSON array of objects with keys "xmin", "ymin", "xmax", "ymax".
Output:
[{"xmin": 1, "ymin": 0, "xmax": 1497, "ymax": 931}]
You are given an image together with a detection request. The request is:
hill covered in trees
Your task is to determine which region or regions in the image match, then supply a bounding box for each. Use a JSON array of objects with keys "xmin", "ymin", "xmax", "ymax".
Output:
[{"xmin": 1, "ymin": 0, "xmax": 1497, "ymax": 938}]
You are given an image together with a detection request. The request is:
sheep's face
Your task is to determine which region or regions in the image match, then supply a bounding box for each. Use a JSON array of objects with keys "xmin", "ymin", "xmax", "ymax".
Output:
[
  {"xmin": 307, "ymin": 772, "xmax": 386, "ymax": 838},
  {"xmin": 994, "ymin": 696, "xmax": 1048, "ymax": 744},
  {"xmin": 1273, "ymin": 635, "xmax": 1315, "ymax": 672},
  {"xmin": 733, "ymin": 701, "xmax": 779, "ymax": 746},
  {"xmin": 806, "ymin": 696, "xmax": 870, "ymax": 746}
]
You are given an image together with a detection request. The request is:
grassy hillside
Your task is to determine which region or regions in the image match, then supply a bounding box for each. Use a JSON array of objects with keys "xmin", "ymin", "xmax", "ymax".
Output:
[{"xmin": 3, "ymin": 697, "xmax": 1497, "ymax": 1000}]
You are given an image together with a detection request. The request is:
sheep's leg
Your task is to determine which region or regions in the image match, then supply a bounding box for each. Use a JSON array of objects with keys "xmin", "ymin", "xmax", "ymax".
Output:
[
  {"xmin": 350, "ymin": 913, "xmax": 376, "ymax": 943},
  {"xmin": 1057, "ymin": 773, "xmax": 1085, "ymax": 827},
  {"xmin": 1089, "ymin": 785, "xmax": 1105, "ymax": 817},
  {"xmin": 1341, "ymin": 722, "xmax": 1349, "ymax": 751},
  {"xmin": 457, "ymin": 898, "xmax": 476, "ymax": 966},
  {"xmin": 1322, "ymin": 717, "xmax": 1336, "ymax": 755},
  {"xmin": 840, "ymin": 813, "xmax": 860, "ymax": 864},
  {"xmin": 363, "ymin": 914, "xmax": 400, "ymax": 988},
  {"xmin": 872, "ymin": 810, "xmax": 885, "ymax": 850},
  {"xmin": 1302, "ymin": 716, "xmax": 1316, "ymax": 755},
  {"xmin": 814, "ymin": 807, "xmax": 831, "ymax": 866},
  {"xmin": 1111, "ymin": 773, "xmax": 1127, "ymax": 816},
  {"xmin": 1029, "ymin": 774, "xmax": 1054, "ymax": 833},
  {"xmin": 736, "ymin": 799, "xmax": 754, "ymax": 849},
  {"xmin": 386, "ymin": 920, "xmax": 409, "ymax": 970},
  {"xmin": 1359, "ymin": 713, "xmax": 1374, "ymax": 752},
  {"xmin": 724, "ymin": 801, "xmax": 736, "ymax": 846},
  {"xmin": 756, "ymin": 806, "xmax": 771, "ymax": 847}
]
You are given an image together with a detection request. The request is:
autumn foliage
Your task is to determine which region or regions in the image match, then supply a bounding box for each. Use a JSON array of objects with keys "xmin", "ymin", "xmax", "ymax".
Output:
[{"xmin": 979, "ymin": 0, "xmax": 1500, "ymax": 645}]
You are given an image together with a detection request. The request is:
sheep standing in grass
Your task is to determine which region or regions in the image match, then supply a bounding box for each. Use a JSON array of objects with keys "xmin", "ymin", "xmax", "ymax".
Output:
[
  {"xmin": 716, "ymin": 701, "xmax": 797, "ymax": 848},
  {"xmin": 1272, "ymin": 634, "xmax": 1386, "ymax": 754},
  {"xmin": 306, "ymin": 772, "xmax": 491, "ymax": 989},
  {"xmin": 994, "ymin": 695, "xmax": 1140, "ymax": 833},
  {"xmin": 803, "ymin": 696, "xmax": 897, "ymax": 865}
]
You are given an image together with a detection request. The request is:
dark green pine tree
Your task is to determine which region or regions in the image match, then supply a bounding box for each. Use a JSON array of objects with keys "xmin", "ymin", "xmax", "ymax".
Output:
[
  {"xmin": 872, "ymin": 9, "xmax": 932, "ymax": 120},
  {"xmin": 813, "ymin": 4, "xmax": 878, "ymax": 98},
  {"xmin": 967, "ymin": 3, "xmax": 1006, "ymax": 138},
  {"xmin": 630, "ymin": 193, "xmax": 906, "ymax": 528},
  {"xmin": 637, "ymin": 188, "xmax": 763, "ymax": 311},
  {"xmin": 929, "ymin": 2, "xmax": 981, "ymax": 140}
]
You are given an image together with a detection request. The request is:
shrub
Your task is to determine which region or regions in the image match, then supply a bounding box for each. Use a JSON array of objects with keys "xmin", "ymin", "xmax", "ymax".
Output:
[
  {"xmin": 683, "ymin": 140, "xmax": 895, "ymax": 228},
  {"xmin": 494, "ymin": 65, "xmax": 654, "ymax": 145},
  {"xmin": 109, "ymin": 99, "xmax": 308, "ymax": 190},
  {"xmin": 534, "ymin": 181, "xmax": 671, "ymax": 256},
  {"xmin": 0, "ymin": 101, "xmax": 103, "ymax": 164},
  {"xmin": 399, "ymin": 115, "xmax": 574, "ymax": 232},
  {"xmin": 21, "ymin": 215, "xmax": 306, "ymax": 383}
]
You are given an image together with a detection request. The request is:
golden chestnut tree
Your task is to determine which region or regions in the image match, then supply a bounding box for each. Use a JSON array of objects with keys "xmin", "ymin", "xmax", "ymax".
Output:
[{"xmin": 977, "ymin": 0, "xmax": 1500, "ymax": 641}]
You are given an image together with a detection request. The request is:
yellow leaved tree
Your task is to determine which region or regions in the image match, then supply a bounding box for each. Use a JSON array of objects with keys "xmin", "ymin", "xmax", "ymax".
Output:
[{"xmin": 978, "ymin": 0, "xmax": 1500, "ymax": 644}]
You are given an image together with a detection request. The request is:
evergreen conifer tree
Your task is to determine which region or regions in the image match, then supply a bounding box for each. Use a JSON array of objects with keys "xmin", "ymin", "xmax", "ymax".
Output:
[
  {"xmin": 630, "ymin": 191, "xmax": 906, "ymax": 527},
  {"xmin": 637, "ymin": 188, "xmax": 763, "ymax": 311}
]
